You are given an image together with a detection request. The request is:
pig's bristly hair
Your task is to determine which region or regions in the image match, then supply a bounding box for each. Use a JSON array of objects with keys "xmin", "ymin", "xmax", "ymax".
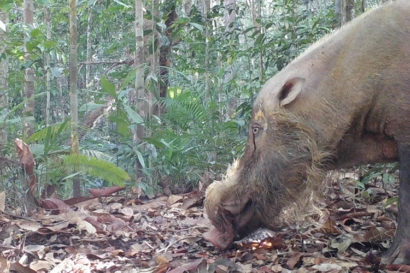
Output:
[{"xmin": 221, "ymin": 109, "xmax": 331, "ymax": 229}]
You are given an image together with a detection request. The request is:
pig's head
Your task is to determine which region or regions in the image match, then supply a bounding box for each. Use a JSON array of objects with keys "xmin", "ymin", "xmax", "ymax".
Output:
[{"xmin": 204, "ymin": 77, "xmax": 329, "ymax": 249}]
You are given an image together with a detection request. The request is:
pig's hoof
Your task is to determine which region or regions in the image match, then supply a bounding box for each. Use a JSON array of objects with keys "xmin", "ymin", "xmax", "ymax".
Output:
[
  {"xmin": 381, "ymin": 244, "xmax": 410, "ymax": 265},
  {"xmin": 203, "ymin": 227, "xmax": 234, "ymax": 250}
]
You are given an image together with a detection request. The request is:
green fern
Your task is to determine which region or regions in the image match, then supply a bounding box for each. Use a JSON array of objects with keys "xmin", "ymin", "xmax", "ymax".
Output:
[
  {"xmin": 28, "ymin": 120, "xmax": 70, "ymax": 143},
  {"xmin": 163, "ymin": 90, "xmax": 206, "ymax": 129},
  {"xmin": 64, "ymin": 154, "xmax": 129, "ymax": 186}
]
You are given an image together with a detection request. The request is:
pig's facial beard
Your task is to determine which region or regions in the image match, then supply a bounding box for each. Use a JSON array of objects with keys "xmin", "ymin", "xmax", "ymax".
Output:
[
  {"xmin": 205, "ymin": 114, "xmax": 329, "ymax": 249},
  {"xmin": 204, "ymin": 153, "xmax": 312, "ymax": 249}
]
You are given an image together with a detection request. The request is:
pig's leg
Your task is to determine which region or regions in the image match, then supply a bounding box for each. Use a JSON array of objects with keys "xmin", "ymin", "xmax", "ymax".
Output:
[{"xmin": 382, "ymin": 143, "xmax": 410, "ymax": 264}]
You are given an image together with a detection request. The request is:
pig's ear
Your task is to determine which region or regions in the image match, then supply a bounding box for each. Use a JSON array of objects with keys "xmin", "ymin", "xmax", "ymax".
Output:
[{"xmin": 278, "ymin": 77, "xmax": 305, "ymax": 107}]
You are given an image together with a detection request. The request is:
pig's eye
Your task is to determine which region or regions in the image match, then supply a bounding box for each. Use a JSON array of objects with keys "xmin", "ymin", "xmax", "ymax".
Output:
[{"xmin": 252, "ymin": 125, "xmax": 261, "ymax": 135}]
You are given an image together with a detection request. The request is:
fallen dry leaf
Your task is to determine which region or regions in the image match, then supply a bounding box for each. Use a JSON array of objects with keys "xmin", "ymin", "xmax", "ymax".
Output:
[
  {"xmin": 167, "ymin": 194, "xmax": 183, "ymax": 205},
  {"xmin": 167, "ymin": 258, "xmax": 204, "ymax": 273},
  {"xmin": 89, "ymin": 186, "xmax": 125, "ymax": 197}
]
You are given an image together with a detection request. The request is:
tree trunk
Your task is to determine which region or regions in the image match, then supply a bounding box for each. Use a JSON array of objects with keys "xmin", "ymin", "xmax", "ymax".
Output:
[
  {"xmin": 183, "ymin": 0, "xmax": 192, "ymax": 16},
  {"xmin": 134, "ymin": 0, "xmax": 146, "ymax": 142},
  {"xmin": 86, "ymin": 2, "xmax": 93, "ymax": 90},
  {"xmin": 159, "ymin": 1, "xmax": 177, "ymax": 101},
  {"xmin": 58, "ymin": 77, "xmax": 66, "ymax": 121},
  {"xmin": 69, "ymin": 0, "xmax": 81, "ymax": 197},
  {"xmin": 0, "ymin": 11, "xmax": 8, "ymax": 153},
  {"xmin": 149, "ymin": 0, "xmax": 159, "ymax": 115},
  {"xmin": 45, "ymin": 8, "xmax": 51, "ymax": 126},
  {"xmin": 345, "ymin": 0, "xmax": 354, "ymax": 22},
  {"xmin": 201, "ymin": 0, "xmax": 211, "ymax": 100},
  {"xmin": 338, "ymin": 0, "xmax": 355, "ymax": 26},
  {"xmin": 224, "ymin": 0, "xmax": 236, "ymax": 32},
  {"xmin": 223, "ymin": 0, "xmax": 237, "ymax": 119},
  {"xmin": 23, "ymin": 0, "xmax": 35, "ymax": 138},
  {"xmin": 361, "ymin": 0, "xmax": 366, "ymax": 12},
  {"xmin": 257, "ymin": 0, "xmax": 263, "ymax": 83}
]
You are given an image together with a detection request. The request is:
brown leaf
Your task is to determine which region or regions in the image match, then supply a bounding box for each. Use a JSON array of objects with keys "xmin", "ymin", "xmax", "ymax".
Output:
[
  {"xmin": 362, "ymin": 226, "xmax": 391, "ymax": 243},
  {"xmin": 271, "ymin": 264, "xmax": 283, "ymax": 273},
  {"xmin": 30, "ymin": 260, "xmax": 54, "ymax": 271},
  {"xmin": 15, "ymin": 219, "xmax": 42, "ymax": 232},
  {"xmin": 215, "ymin": 264, "xmax": 229, "ymax": 273},
  {"xmin": 0, "ymin": 255, "xmax": 8, "ymax": 272},
  {"xmin": 89, "ymin": 186, "xmax": 125, "ymax": 197},
  {"xmin": 181, "ymin": 194, "xmax": 204, "ymax": 210},
  {"xmin": 10, "ymin": 262, "xmax": 37, "ymax": 273},
  {"xmin": 155, "ymin": 254, "xmax": 171, "ymax": 265},
  {"xmin": 135, "ymin": 196, "xmax": 168, "ymax": 211},
  {"xmin": 40, "ymin": 198, "xmax": 72, "ymax": 213},
  {"xmin": 320, "ymin": 218, "xmax": 340, "ymax": 235},
  {"xmin": 384, "ymin": 264, "xmax": 410, "ymax": 272},
  {"xmin": 14, "ymin": 138, "xmax": 34, "ymax": 175},
  {"xmin": 14, "ymin": 138, "xmax": 37, "ymax": 204},
  {"xmin": 64, "ymin": 196, "xmax": 96, "ymax": 206},
  {"xmin": 85, "ymin": 216, "xmax": 105, "ymax": 233},
  {"xmin": 167, "ymin": 195, "xmax": 183, "ymax": 205},
  {"xmin": 287, "ymin": 252, "xmax": 303, "ymax": 269},
  {"xmin": 167, "ymin": 259, "xmax": 204, "ymax": 273}
]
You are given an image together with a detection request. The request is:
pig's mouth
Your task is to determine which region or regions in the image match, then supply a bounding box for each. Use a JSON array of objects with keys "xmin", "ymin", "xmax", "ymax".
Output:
[{"xmin": 204, "ymin": 198, "xmax": 260, "ymax": 249}]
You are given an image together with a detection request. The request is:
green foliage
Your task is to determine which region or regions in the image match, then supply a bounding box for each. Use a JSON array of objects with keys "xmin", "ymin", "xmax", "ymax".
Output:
[
  {"xmin": 27, "ymin": 119, "xmax": 70, "ymax": 155},
  {"xmin": 63, "ymin": 154, "xmax": 129, "ymax": 186},
  {"xmin": 358, "ymin": 163, "xmax": 398, "ymax": 188},
  {"xmin": 145, "ymin": 88, "xmax": 244, "ymax": 188},
  {"xmin": 356, "ymin": 163, "xmax": 398, "ymax": 204}
]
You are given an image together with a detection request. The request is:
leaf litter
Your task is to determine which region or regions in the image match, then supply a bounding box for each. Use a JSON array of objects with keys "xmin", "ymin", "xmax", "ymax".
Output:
[{"xmin": 0, "ymin": 166, "xmax": 409, "ymax": 272}]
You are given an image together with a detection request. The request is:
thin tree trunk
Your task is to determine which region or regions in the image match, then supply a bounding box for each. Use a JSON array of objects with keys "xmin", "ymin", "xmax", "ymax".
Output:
[
  {"xmin": 150, "ymin": 0, "xmax": 159, "ymax": 109},
  {"xmin": 338, "ymin": 0, "xmax": 355, "ymax": 26},
  {"xmin": 86, "ymin": 3, "xmax": 93, "ymax": 89},
  {"xmin": 345, "ymin": 0, "xmax": 354, "ymax": 22},
  {"xmin": 45, "ymin": 8, "xmax": 51, "ymax": 126},
  {"xmin": 24, "ymin": 0, "xmax": 35, "ymax": 138},
  {"xmin": 257, "ymin": 0, "xmax": 263, "ymax": 83},
  {"xmin": 0, "ymin": 11, "xmax": 8, "ymax": 153},
  {"xmin": 361, "ymin": 0, "xmax": 366, "ymax": 12},
  {"xmin": 224, "ymin": 0, "xmax": 236, "ymax": 32},
  {"xmin": 58, "ymin": 77, "xmax": 65, "ymax": 121},
  {"xmin": 223, "ymin": 0, "xmax": 237, "ymax": 119},
  {"xmin": 159, "ymin": 2, "xmax": 177, "ymax": 101},
  {"xmin": 183, "ymin": 0, "xmax": 192, "ymax": 16},
  {"xmin": 69, "ymin": 0, "xmax": 81, "ymax": 197},
  {"xmin": 202, "ymin": 0, "xmax": 210, "ymax": 99},
  {"xmin": 134, "ymin": 0, "xmax": 145, "ymax": 142}
]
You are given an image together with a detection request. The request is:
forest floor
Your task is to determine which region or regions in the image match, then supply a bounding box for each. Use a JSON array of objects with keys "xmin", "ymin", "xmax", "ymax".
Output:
[{"xmin": 0, "ymin": 169, "xmax": 409, "ymax": 273}]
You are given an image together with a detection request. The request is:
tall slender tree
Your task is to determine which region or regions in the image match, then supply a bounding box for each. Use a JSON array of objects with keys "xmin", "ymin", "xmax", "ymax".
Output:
[
  {"xmin": 338, "ymin": 0, "xmax": 355, "ymax": 26},
  {"xmin": 86, "ymin": 1, "xmax": 95, "ymax": 90},
  {"xmin": 202, "ymin": 0, "xmax": 211, "ymax": 98},
  {"xmin": 23, "ymin": 0, "xmax": 35, "ymax": 138},
  {"xmin": 69, "ymin": 0, "xmax": 81, "ymax": 197},
  {"xmin": 0, "ymin": 11, "xmax": 8, "ymax": 152},
  {"xmin": 224, "ymin": 0, "xmax": 236, "ymax": 32},
  {"xmin": 45, "ymin": 8, "xmax": 51, "ymax": 126},
  {"xmin": 134, "ymin": 0, "xmax": 145, "ymax": 142},
  {"xmin": 257, "ymin": 0, "xmax": 263, "ymax": 83},
  {"xmin": 159, "ymin": 1, "xmax": 177, "ymax": 100}
]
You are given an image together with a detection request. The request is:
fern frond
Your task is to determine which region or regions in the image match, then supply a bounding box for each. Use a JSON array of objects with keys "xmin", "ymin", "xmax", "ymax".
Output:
[
  {"xmin": 81, "ymin": 149, "xmax": 114, "ymax": 162},
  {"xmin": 64, "ymin": 154, "xmax": 129, "ymax": 186},
  {"xmin": 28, "ymin": 120, "xmax": 70, "ymax": 143}
]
